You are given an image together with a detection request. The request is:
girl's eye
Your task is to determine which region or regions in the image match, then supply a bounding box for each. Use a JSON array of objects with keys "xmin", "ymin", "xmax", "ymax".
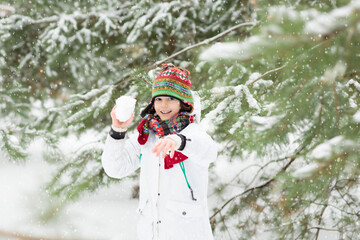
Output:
[
  {"xmin": 155, "ymin": 98, "xmax": 161, "ymax": 101},
  {"xmin": 168, "ymin": 97, "xmax": 174, "ymax": 100}
]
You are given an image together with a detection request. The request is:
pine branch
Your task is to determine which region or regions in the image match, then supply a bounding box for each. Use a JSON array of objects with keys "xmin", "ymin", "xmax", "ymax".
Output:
[
  {"xmin": 114, "ymin": 70, "xmax": 138, "ymax": 88},
  {"xmin": 208, "ymin": 156, "xmax": 289, "ymax": 197},
  {"xmin": 210, "ymin": 156, "xmax": 296, "ymax": 221},
  {"xmin": 0, "ymin": 10, "xmax": 126, "ymax": 31},
  {"xmin": 244, "ymin": 156, "xmax": 289, "ymax": 189},
  {"xmin": 114, "ymin": 21, "xmax": 258, "ymax": 88},
  {"xmin": 310, "ymin": 226, "xmax": 342, "ymax": 233},
  {"xmin": 336, "ymin": 188, "xmax": 359, "ymax": 214},
  {"xmin": 0, "ymin": 15, "xmax": 58, "ymax": 29},
  {"xmin": 247, "ymin": 64, "xmax": 287, "ymax": 87},
  {"xmin": 197, "ymin": 64, "xmax": 286, "ymax": 97},
  {"xmin": 145, "ymin": 21, "xmax": 259, "ymax": 70},
  {"xmin": 314, "ymin": 204, "xmax": 328, "ymax": 240},
  {"xmin": 219, "ymin": 212, "xmax": 233, "ymax": 240},
  {"xmin": 268, "ymin": 74, "xmax": 328, "ymax": 141},
  {"xmin": 306, "ymin": 200, "xmax": 359, "ymax": 217},
  {"xmin": 331, "ymin": 81, "xmax": 340, "ymax": 128}
]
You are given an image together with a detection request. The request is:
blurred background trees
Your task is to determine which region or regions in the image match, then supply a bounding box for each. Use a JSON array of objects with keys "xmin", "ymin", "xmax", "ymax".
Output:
[{"xmin": 1, "ymin": 0, "xmax": 359, "ymax": 239}]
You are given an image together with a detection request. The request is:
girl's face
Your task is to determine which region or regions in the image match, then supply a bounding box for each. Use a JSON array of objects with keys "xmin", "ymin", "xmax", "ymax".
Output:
[{"xmin": 154, "ymin": 96, "xmax": 181, "ymax": 120}]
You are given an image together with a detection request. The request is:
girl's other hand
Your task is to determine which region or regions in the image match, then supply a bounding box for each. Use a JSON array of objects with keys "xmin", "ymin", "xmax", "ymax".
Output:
[
  {"xmin": 152, "ymin": 138, "xmax": 176, "ymax": 158},
  {"xmin": 110, "ymin": 105, "xmax": 134, "ymax": 129}
]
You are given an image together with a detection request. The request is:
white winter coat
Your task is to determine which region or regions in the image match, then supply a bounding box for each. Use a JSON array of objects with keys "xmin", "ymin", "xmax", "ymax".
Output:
[{"xmin": 101, "ymin": 122, "xmax": 217, "ymax": 240}]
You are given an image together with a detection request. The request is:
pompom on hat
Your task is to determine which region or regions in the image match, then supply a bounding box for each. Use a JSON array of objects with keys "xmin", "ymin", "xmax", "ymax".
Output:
[{"xmin": 140, "ymin": 64, "xmax": 194, "ymax": 117}]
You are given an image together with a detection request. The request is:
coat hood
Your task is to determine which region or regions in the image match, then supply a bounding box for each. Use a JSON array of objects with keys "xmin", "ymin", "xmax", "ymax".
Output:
[{"xmin": 191, "ymin": 91, "xmax": 201, "ymax": 124}]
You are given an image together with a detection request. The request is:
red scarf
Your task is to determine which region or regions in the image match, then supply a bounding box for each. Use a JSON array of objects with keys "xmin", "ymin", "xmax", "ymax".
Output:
[{"xmin": 137, "ymin": 112, "xmax": 194, "ymax": 144}]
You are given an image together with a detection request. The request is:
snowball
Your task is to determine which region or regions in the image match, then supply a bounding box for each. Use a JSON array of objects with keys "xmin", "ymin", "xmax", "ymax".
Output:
[{"xmin": 115, "ymin": 96, "xmax": 136, "ymax": 122}]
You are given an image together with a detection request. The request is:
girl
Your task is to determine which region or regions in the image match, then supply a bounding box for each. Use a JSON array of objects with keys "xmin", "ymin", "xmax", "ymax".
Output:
[{"xmin": 101, "ymin": 64, "xmax": 217, "ymax": 240}]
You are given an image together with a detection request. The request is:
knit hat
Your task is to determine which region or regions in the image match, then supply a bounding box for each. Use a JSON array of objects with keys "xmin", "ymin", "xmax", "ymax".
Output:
[{"xmin": 140, "ymin": 64, "xmax": 194, "ymax": 117}]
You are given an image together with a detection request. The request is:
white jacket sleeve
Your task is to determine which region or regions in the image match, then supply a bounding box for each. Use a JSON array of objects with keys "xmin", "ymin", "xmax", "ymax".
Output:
[
  {"xmin": 101, "ymin": 132, "xmax": 141, "ymax": 179},
  {"xmin": 180, "ymin": 124, "xmax": 217, "ymax": 167}
]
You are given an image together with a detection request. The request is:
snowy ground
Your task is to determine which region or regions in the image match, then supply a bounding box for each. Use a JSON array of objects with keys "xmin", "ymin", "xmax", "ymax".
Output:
[{"xmin": 0, "ymin": 139, "xmax": 138, "ymax": 240}]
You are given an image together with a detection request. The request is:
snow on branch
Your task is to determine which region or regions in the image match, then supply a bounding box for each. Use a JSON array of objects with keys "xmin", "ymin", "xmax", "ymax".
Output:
[
  {"xmin": 63, "ymin": 86, "xmax": 114, "ymax": 125},
  {"xmin": 71, "ymin": 85, "xmax": 111, "ymax": 102},
  {"xmin": 0, "ymin": 128, "xmax": 28, "ymax": 161},
  {"xmin": 346, "ymin": 79, "xmax": 360, "ymax": 92},
  {"xmin": 197, "ymin": 64, "xmax": 286, "ymax": 115},
  {"xmin": 353, "ymin": 110, "xmax": 360, "ymax": 123},
  {"xmin": 47, "ymin": 85, "xmax": 114, "ymax": 127},
  {"xmin": 0, "ymin": 4, "xmax": 15, "ymax": 18},
  {"xmin": 0, "ymin": 14, "xmax": 57, "ymax": 31},
  {"xmin": 0, "ymin": 10, "xmax": 125, "ymax": 31},
  {"xmin": 145, "ymin": 21, "xmax": 258, "ymax": 70},
  {"xmin": 304, "ymin": 0, "xmax": 360, "ymax": 35},
  {"xmin": 247, "ymin": 64, "xmax": 287, "ymax": 86},
  {"xmin": 200, "ymin": 1, "xmax": 360, "ymax": 62},
  {"xmin": 114, "ymin": 21, "xmax": 258, "ymax": 87}
]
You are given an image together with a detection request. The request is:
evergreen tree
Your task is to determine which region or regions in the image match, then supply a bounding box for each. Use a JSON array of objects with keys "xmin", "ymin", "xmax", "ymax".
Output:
[
  {"xmin": 0, "ymin": 0, "xmax": 359, "ymax": 239},
  {"xmin": 200, "ymin": 0, "xmax": 360, "ymax": 239}
]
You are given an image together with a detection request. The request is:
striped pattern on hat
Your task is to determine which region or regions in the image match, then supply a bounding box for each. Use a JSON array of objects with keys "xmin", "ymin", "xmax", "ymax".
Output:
[{"xmin": 152, "ymin": 64, "xmax": 194, "ymax": 107}]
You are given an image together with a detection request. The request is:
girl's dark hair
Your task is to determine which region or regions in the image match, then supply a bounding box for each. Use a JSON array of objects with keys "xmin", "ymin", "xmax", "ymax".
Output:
[{"xmin": 180, "ymin": 102, "xmax": 192, "ymax": 113}]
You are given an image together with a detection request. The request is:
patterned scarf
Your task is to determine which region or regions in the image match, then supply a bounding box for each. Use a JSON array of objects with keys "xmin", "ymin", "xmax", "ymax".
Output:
[{"xmin": 137, "ymin": 112, "xmax": 194, "ymax": 145}]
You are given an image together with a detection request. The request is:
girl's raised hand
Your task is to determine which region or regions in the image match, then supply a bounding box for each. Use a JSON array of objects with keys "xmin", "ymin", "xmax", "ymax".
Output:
[
  {"xmin": 110, "ymin": 105, "xmax": 134, "ymax": 129},
  {"xmin": 152, "ymin": 137, "xmax": 176, "ymax": 158}
]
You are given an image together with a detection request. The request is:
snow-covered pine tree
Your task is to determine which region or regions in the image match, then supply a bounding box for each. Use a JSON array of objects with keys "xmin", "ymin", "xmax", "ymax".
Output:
[
  {"xmin": 1, "ymin": 0, "xmax": 359, "ymax": 239},
  {"xmin": 200, "ymin": 0, "xmax": 360, "ymax": 239}
]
